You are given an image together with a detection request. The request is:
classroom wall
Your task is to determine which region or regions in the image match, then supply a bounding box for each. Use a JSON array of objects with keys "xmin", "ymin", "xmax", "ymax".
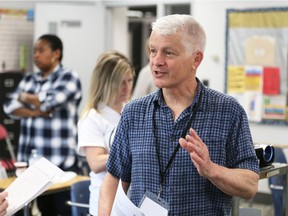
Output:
[{"xmin": 34, "ymin": 2, "xmax": 106, "ymax": 113}]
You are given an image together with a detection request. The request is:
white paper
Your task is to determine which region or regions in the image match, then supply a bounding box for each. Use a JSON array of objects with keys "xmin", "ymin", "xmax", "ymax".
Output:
[
  {"xmin": 243, "ymin": 92, "xmax": 263, "ymax": 122},
  {"xmin": 111, "ymin": 181, "xmax": 145, "ymax": 216},
  {"xmin": 139, "ymin": 196, "xmax": 168, "ymax": 216},
  {"xmin": 4, "ymin": 157, "xmax": 65, "ymax": 216}
]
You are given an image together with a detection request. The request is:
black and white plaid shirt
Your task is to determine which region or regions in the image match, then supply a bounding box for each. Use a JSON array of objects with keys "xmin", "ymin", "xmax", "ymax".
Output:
[{"xmin": 4, "ymin": 65, "xmax": 82, "ymax": 170}]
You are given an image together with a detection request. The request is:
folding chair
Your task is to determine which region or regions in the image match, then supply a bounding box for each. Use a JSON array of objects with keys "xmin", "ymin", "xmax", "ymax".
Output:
[
  {"xmin": 0, "ymin": 124, "xmax": 16, "ymax": 177},
  {"xmin": 66, "ymin": 179, "xmax": 90, "ymax": 216},
  {"xmin": 0, "ymin": 124, "xmax": 16, "ymax": 161}
]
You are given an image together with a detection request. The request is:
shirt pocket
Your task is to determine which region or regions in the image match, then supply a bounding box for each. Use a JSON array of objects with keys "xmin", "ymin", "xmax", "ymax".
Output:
[{"xmin": 203, "ymin": 136, "xmax": 227, "ymax": 166}]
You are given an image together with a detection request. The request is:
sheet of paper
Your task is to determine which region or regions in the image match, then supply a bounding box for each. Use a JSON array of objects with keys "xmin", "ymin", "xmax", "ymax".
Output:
[
  {"xmin": 111, "ymin": 181, "xmax": 145, "ymax": 216},
  {"xmin": 245, "ymin": 35, "xmax": 276, "ymax": 66},
  {"xmin": 263, "ymin": 67, "xmax": 280, "ymax": 95},
  {"xmin": 243, "ymin": 92, "xmax": 263, "ymax": 122},
  {"xmin": 245, "ymin": 66, "xmax": 263, "ymax": 92},
  {"xmin": 139, "ymin": 195, "xmax": 168, "ymax": 216},
  {"xmin": 262, "ymin": 95, "xmax": 287, "ymax": 120},
  {"xmin": 4, "ymin": 157, "xmax": 65, "ymax": 216},
  {"xmin": 227, "ymin": 65, "xmax": 246, "ymax": 93}
]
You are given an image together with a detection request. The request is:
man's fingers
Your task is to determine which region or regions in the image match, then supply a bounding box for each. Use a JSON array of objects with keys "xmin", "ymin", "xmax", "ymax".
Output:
[{"xmin": 179, "ymin": 138, "xmax": 187, "ymax": 148}]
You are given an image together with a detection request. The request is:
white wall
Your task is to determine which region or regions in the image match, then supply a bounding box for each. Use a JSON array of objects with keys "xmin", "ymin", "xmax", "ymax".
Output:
[{"xmin": 34, "ymin": 2, "xmax": 106, "ymax": 112}]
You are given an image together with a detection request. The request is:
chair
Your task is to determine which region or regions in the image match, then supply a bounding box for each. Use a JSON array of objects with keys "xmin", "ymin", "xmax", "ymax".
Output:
[
  {"xmin": 67, "ymin": 179, "xmax": 90, "ymax": 216},
  {"xmin": 0, "ymin": 124, "xmax": 16, "ymax": 177},
  {"xmin": 268, "ymin": 147, "xmax": 287, "ymax": 216},
  {"xmin": 0, "ymin": 124, "xmax": 16, "ymax": 161}
]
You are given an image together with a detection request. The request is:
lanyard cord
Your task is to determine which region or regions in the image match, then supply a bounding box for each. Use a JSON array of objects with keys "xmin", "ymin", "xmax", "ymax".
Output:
[{"xmin": 154, "ymin": 90, "xmax": 203, "ymax": 191}]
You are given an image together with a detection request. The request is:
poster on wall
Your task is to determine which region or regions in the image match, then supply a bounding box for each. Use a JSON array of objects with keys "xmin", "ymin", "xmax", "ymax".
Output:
[
  {"xmin": 225, "ymin": 8, "xmax": 288, "ymax": 124},
  {"xmin": 0, "ymin": 8, "xmax": 34, "ymax": 72}
]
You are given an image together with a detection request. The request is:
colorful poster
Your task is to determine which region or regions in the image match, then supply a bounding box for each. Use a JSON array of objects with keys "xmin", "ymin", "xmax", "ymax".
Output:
[
  {"xmin": 245, "ymin": 66, "xmax": 263, "ymax": 92},
  {"xmin": 262, "ymin": 95, "xmax": 286, "ymax": 120}
]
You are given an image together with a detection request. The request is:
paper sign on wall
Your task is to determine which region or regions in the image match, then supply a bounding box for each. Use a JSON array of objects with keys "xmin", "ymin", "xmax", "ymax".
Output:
[
  {"xmin": 245, "ymin": 35, "xmax": 276, "ymax": 66},
  {"xmin": 262, "ymin": 95, "xmax": 286, "ymax": 120},
  {"xmin": 245, "ymin": 66, "xmax": 263, "ymax": 92},
  {"xmin": 227, "ymin": 66, "xmax": 246, "ymax": 93},
  {"xmin": 263, "ymin": 67, "xmax": 280, "ymax": 95}
]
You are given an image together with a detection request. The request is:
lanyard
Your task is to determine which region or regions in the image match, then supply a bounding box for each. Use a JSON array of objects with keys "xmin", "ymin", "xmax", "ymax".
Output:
[{"xmin": 153, "ymin": 90, "xmax": 203, "ymax": 197}]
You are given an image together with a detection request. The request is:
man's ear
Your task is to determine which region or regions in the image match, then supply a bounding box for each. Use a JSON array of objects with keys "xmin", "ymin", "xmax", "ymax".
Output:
[{"xmin": 193, "ymin": 51, "xmax": 203, "ymax": 69}]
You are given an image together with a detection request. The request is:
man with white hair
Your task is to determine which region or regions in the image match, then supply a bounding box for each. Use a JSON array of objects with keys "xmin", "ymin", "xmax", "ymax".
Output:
[{"xmin": 99, "ymin": 14, "xmax": 259, "ymax": 215}]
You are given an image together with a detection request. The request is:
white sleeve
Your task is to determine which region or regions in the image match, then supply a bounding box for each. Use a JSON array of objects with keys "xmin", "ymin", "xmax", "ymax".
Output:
[
  {"xmin": 132, "ymin": 64, "xmax": 153, "ymax": 99},
  {"xmin": 77, "ymin": 111, "xmax": 107, "ymax": 156}
]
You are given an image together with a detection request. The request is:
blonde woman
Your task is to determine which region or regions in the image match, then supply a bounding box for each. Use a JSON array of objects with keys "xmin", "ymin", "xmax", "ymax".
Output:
[{"xmin": 77, "ymin": 50, "xmax": 135, "ymax": 216}]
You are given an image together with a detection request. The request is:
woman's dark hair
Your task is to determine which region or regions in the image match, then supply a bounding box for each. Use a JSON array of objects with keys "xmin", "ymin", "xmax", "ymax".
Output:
[{"xmin": 39, "ymin": 34, "xmax": 63, "ymax": 62}]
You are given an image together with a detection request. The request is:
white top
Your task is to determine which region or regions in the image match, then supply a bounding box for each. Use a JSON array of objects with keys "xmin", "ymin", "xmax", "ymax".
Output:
[
  {"xmin": 132, "ymin": 64, "xmax": 158, "ymax": 99},
  {"xmin": 77, "ymin": 103, "xmax": 121, "ymax": 216}
]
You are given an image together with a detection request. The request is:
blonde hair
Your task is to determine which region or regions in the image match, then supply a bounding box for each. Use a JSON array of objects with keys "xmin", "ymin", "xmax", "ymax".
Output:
[{"xmin": 81, "ymin": 50, "xmax": 135, "ymax": 116}]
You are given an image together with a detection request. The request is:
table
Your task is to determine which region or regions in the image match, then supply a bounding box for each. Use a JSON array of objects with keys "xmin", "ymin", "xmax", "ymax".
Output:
[
  {"xmin": 0, "ymin": 175, "xmax": 90, "ymax": 215},
  {"xmin": 232, "ymin": 162, "xmax": 288, "ymax": 216},
  {"xmin": 0, "ymin": 175, "xmax": 90, "ymax": 193}
]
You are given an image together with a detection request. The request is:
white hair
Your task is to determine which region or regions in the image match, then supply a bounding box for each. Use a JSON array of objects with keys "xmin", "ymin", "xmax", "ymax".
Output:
[{"xmin": 151, "ymin": 14, "xmax": 206, "ymax": 54}]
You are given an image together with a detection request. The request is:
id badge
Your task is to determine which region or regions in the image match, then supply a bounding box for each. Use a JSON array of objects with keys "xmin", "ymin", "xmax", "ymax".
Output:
[{"xmin": 139, "ymin": 190, "xmax": 169, "ymax": 216}]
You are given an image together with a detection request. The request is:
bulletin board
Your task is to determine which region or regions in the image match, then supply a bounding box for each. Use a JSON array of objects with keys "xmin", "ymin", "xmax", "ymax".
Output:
[
  {"xmin": 0, "ymin": 9, "xmax": 34, "ymax": 72},
  {"xmin": 225, "ymin": 7, "xmax": 288, "ymax": 125}
]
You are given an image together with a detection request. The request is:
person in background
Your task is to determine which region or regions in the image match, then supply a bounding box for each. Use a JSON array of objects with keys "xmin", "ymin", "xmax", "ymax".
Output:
[
  {"xmin": 99, "ymin": 14, "xmax": 259, "ymax": 215},
  {"xmin": 132, "ymin": 64, "xmax": 157, "ymax": 99},
  {"xmin": 77, "ymin": 50, "xmax": 135, "ymax": 216},
  {"xmin": 3, "ymin": 34, "xmax": 82, "ymax": 216},
  {"xmin": 0, "ymin": 191, "xmax": 8, "ymax": 216},
  {"xmin": 132, "ymin": 40, "xmax": 157, "ymax": 99}
]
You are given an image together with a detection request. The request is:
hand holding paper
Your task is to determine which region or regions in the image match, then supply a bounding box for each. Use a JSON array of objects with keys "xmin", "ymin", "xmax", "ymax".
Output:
[{"xmin": 4, "ymin": 157, "xmax": 65, "ymax": 216}]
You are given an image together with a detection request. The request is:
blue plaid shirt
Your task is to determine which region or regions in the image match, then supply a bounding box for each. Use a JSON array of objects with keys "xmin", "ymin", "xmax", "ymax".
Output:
[
  {"xmin": 4, "ymin": 65, "xmax": 82, "ymax": 170},
  {"xmin": 107, "ymin": 79, "xmax": 259, "ymax": 216}
]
